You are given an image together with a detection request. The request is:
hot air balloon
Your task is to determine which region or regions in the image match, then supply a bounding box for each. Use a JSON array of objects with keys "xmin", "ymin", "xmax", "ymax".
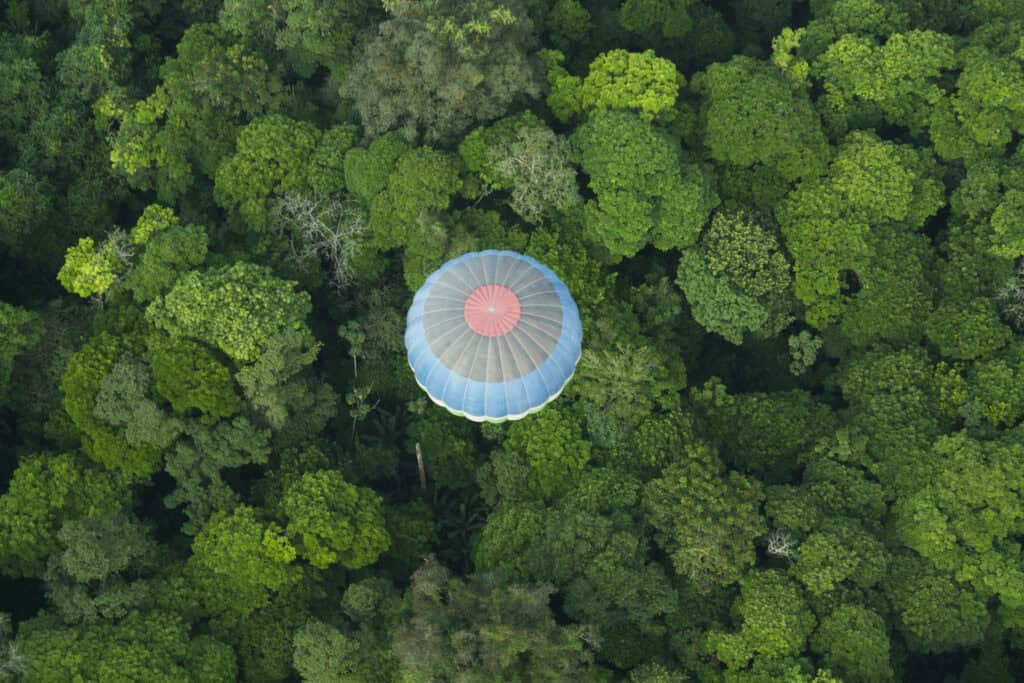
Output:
[{"xmin": 405, "ymin": 250, "xmax": 582, "ymax": 422}]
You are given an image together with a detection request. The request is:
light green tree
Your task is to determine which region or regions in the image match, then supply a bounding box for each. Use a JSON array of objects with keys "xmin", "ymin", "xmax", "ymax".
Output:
[
  {"xmin": 146, "ymin": 262, "xmax": 313, "ymax": 363},
  {"xmin": 282, "ymin": 469, "xmax": 390, "ymax": 570},
  {"xmin": 187, "ymin": 505, "xmax": 302, "ymax": 617}
]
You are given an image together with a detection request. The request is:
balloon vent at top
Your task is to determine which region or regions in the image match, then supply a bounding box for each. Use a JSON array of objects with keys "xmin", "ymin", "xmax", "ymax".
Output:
[{"xmin": 405, "ymin": 250, "xmax": 582, "ymax": 422}]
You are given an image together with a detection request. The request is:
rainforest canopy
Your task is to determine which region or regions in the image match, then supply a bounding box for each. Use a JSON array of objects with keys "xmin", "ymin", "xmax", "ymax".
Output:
[{"xmin": 405, "ymin": 250, "xmax": 583, "ymax": 422}]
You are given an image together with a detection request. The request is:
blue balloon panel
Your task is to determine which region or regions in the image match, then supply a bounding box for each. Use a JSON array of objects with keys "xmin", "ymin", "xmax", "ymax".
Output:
[{"xmin": 405, "ymin": 250, "xmax": 583, "ymax": 422}]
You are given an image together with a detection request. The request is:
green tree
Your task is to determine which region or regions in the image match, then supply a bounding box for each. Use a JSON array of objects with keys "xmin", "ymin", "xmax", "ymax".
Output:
[
  {"xmin": 235, "ymin": 328, "xmax": 335, "ymax": 435},
  {"xmin": 524, "ymin": 215, "xmax": 616, "ymax": 320},
  {"xmin": 57, "ymin": 234, "xmax": 132, "ymax": 299},
  {"xmin": 813, "ymin": 30, "xmax": 957, "ymax": 135},
  {"xmin": 502, "ymin": 404, "xmax": 592, "ymax": 500},
  {"xmin": 572, "ymin": 110, "xmax": 718, "ymax": 258},
  {"xmin": 292, "ymin": 619, "xmax": 368, "ymax": 683},
  {"xmin": 835, "ymin": 348, "xmax": 945, "ymax": 499},
  {"xmin": 883, "ymin": 553, "xmax": 989, "ymax": 653},
  {"xmin": 694, "ymin": 55, "xmax": 830, "ymax": 182},
  {"xmin": 777, "ymin": 130, "xmax": 944, "ymax": 327},
  {"xmin": 282, "ymin": 469, "xmax": 390, "ymax": 570},
  {"xmin": 458, "ymin": 112, "xmax": 580, "ymax": 225},
  {"xmin": 617, "ymin": 0, "xmax": 697, "ymax": 39},
  {"xmin": 344, "ymin": 134, "xmax": 463, "ymax": 289},
  {"xmin": 61, "ymin": 333, "xmax": 162, "ymax": 476},
  {"xmin": 44, "ymin": 513, "xmax": 160, "ymax": 624},
  {"xmin": 545, "ymin": 48, "xmax": 682, "ymax": 123},
  {"xmin": 705, "ymin": 570, "xmax": 816, "ymax": 672},
  {"xmin": 91, "ymin": 352, "xmax": 184, "ymax": 451},
  {"xmin": 689, "ymin": 378, "xmax": 838, "ymax": 482},
  {"xmin": 893, "ymin": 430, "xmax": 1024, "ymax": 613},
  {"xmin": 573, "ymin": 335, "xmax": 685, "ymax": 433},
  {"xmin": 163, "ymin": 417, "xmax": 271, "ymax": 535},
  {"xmin": 474, "ymin": 468, "xmax": 677, "ymax": 629},
  {"xmin": 925, "ymin": 298, "xmax": 1013, "ymax": 360},
  {"xmin": 219, "ymin": 0, "xmax": 379, "ymax": 76},
  {"xmin": 187, "ymin": 504, "xmax": 302, "ymax": 616},
  {"xmin": 837, "ymin": 230, "xmax": 934, "ymax": 348},
  {"xmin": 962, "ymin": 340, "xmax": 1024, "ymax": 426},
  {"xmin": 391, "ymin": 556, "xmax": 599, "ymax": 681},
  {"xmin": 0, "ymin": 168, "xmax": 53, "ymax": 256},
  {"xmin": 214, "ymin": 115, "xmax": 339, "ymax": 233},
  {"xmin": 145, "ymin": 332, "xmax": 242, "ymax": 422},
  {"xmin": 96, "ymin": 23, "xmax": 283, "ymax": 202},
  {"xmin": 122, "ymin": 205, "xmax": 208, "ymax": 303},
  {"xmin": 0, "ymin": 452, "xmax": 129, "ymax": 577},
  {"xmin": 14, "ymin": 612, "xmax": 236, "ymax": 682},
  {"xmin": 790, "ymin": 518, "xmax": 887, "ymax": 596},
  {"xmin": 677, "ymin": 209, "xmax": 795, "ymax": 344},
  {"xmin": 945, "ymin": 45, "xmax": 1024, "ymax": 159},
  {"xmin": 0, "ymin": 301, "xmax": 43, "ymax": 404},
  {"xmin": 344, "ymin": 0, "xmax": 542, "ymax": 144},
  {"xmin": 810, "ymin": 604, "xmax": 894, "ymax": 683},
  {"xmin": 146, "ymin": 262, "xmax": 313, "ymax": 363},
  {"xmin": 643, "ymin": 442, "xmax": 766, "ymax": 589}
]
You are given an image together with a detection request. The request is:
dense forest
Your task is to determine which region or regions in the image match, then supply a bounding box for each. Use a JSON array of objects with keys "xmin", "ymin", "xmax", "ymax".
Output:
[{"xmin": 1, "ymin": 0, "xmax": 1024, "ymax": 680}]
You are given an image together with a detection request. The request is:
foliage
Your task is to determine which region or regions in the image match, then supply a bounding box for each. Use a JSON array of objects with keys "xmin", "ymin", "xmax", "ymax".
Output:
[
  {"xmin": 677, "ymin": 209, "xmax": 795, "ymax": 344},
  {"xmin": 474, "ymin": 468, "xmax": 677, "ymax": 629},
  {"xmin": 391, "ymin": 556, "xmax": 599, "ymax": 681},
  {"xmin": 14, "ymin": 612, "xmax": 236, "ymax": 682},
  {"xmin": 44, "ymin": 513, "xmax": 160, "ymax": 624},
  {"xmin": 0, "ymin": 452, "xmax": 129, "ymax": 577},
  {"xmin": 893, "ymin": 430, "xmax": 1024, "ymax": 612},
  {"xmin": 503, "ymin": 404, "xmax": 592, "ymax": 499},
  {"xmin": 694, "ymin": 55, "xmax": 829, "ymax": 182},
  {"xmin": 0, "ymin": 302, "xmax": 43, "ymax": 404},
  {"xmin": 7, "ymin": 4, "xmax": 1024, "ymax": 681},
  {"xmin": 282, "ymin": 469, "xmax": 390, "ymax": 569},
  {"xmin": 146, "ymin": 262, "xmax": 313, "ymax": 363},
  {"xmin": 218, "ymin": 0, "xmax": 377, "ymax": 76},
  {"xmin": 163, "ymin": 417, "xmax": 271, "ymax": 535},
  {"xmin": 643, "ymin": 441, "xmax": 766, "ymax": 589},
  {"xmin": 344, "ymin": 0, "xmax": 542, "ymax": 144},
  {"xmin": 119, "ymin": 204, "xmax": 206, "ymax": 295},
  {"xmin": 459, "ymin": 112, "xmax": 581, "ymax": 224},
  {"xmin": 214, "ymin": 115, "xmax": 327, "ymax": 232},
  {"xmin": 777, "ymin": 130, "xmax": 944, "ymax": 327},
  {"xmin": 96, "ymin": 22, "xmax": 283, "ymax": 202},
  {"xmin": 57, "ymin": 235, "xmax": 132, "ymax": 299},
  {"xmin": 706, "ymin": 570, "xmax": 816, "ymax": 671},
  {"xmin": 145, "ymin": 332, "xmax": 242, "ymax": 421},
  {"xmin": 809, "ymin": 605, "xmax": 894, "ymax": 683},
  {"xmin": 187, "ymin": 504, "xmax": 302, "ymax": 616},
  {"xmin": 572, "ymin": 110, "xmax": 718, "ymax": 258},
  {"xmin": 546, "ymin": 48, "xmax": 683, "ymax": 122}
]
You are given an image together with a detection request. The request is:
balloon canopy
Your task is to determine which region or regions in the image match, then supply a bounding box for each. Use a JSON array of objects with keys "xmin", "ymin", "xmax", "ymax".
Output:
[{"xmin": 405, "ymin": 250, "xmax": 583, "ymax": 422}]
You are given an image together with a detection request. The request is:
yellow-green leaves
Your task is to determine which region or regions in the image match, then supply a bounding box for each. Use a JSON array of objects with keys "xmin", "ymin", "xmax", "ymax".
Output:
[
  {"xmin": 189, "ymin": 505, "xmax": 301, "ymax": 616},
  {"xmin": 579, "ymin": 49, "xmax": 682, "ymax": 122},
  {"xmin": 57, "ymin": 235, "xmax": 130, "ymax": 299},
  {"xmin": 145, "ymin": 262, "xmax": 312, "ymax": 363},
  {"xmin": 543, "ymin": 48, "xmax": 682, "ymax": 123},
  {"xmin": 282, "ymin": 470, "xmax": 390, "ymax": 570}
]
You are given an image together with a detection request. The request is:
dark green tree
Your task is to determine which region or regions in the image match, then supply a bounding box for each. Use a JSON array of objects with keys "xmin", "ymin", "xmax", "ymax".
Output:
[
  {"xmin": 344, "ymin": 0, "xmax": 543, "ymax": 144},
  {"xmin": 391, "ymin": 556, "xmax": 599, "ymax": 681}
]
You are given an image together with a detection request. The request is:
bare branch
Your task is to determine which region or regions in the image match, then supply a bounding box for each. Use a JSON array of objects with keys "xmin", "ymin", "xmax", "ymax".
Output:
[{"xmin": 276, "ymin": 194, "xmax": 369, "ymax": 290}]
